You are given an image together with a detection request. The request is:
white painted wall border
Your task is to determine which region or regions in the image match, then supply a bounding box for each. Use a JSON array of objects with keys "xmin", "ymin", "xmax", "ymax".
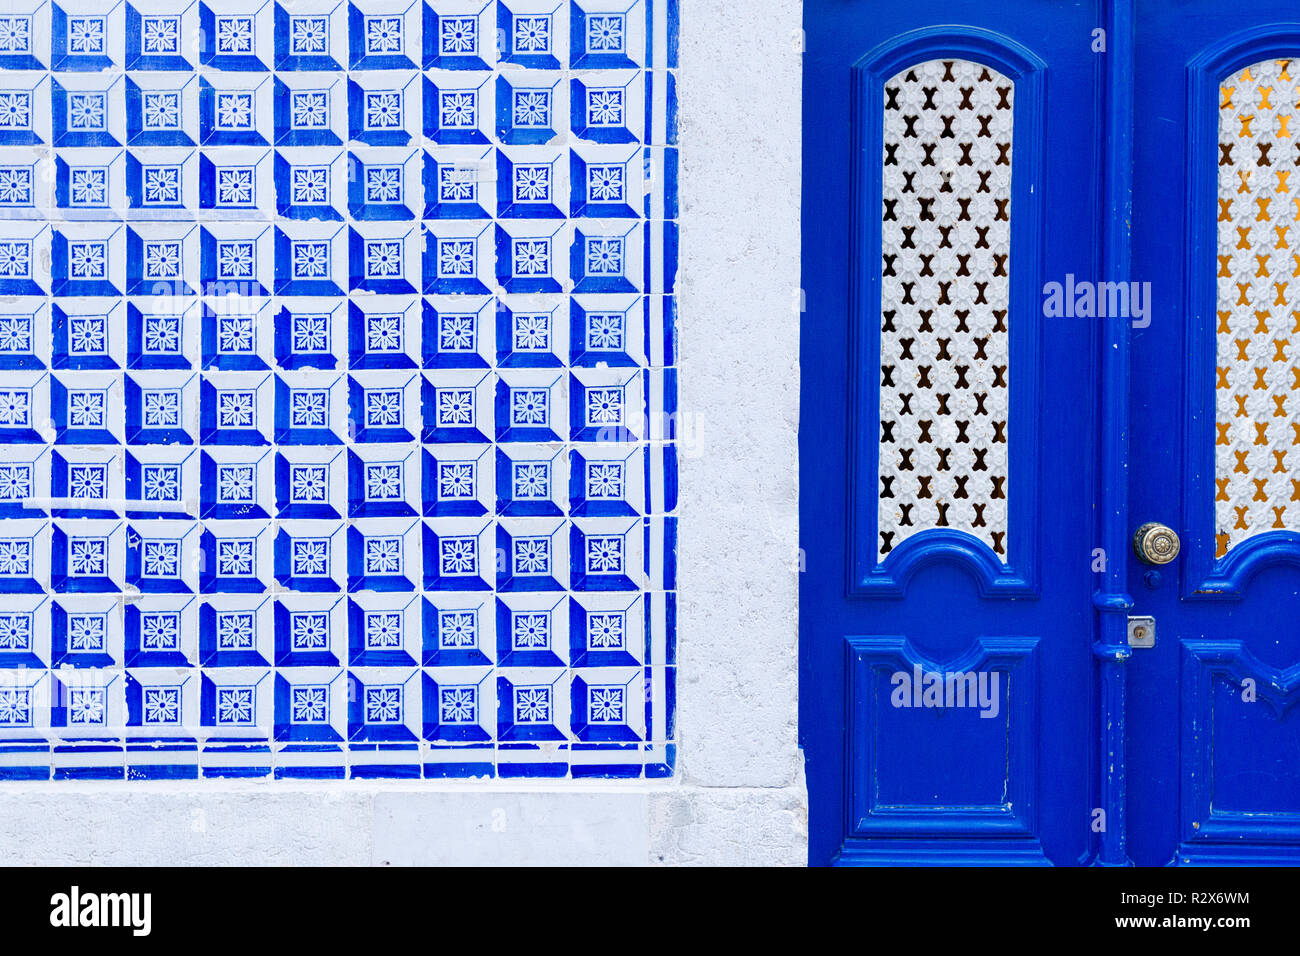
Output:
[{"xmin": 0, "ymin": 0, "xmax": 807, "ymax": 867}]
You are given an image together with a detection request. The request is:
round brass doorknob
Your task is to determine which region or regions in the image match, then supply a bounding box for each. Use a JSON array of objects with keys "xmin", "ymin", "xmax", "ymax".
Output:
[{"xmin": 1133, "ymin": 522, "xmax": 1180, "ymax": 565}]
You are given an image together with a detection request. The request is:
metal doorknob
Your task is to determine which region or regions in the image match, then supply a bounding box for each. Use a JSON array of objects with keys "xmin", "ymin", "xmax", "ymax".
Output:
[{"xmin": 1133, "ymin": 522, "xmax": 1180, "ymax": 565}]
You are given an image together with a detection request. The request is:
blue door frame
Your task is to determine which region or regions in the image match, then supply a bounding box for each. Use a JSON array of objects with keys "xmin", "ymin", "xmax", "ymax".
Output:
[{"xmin": 802, "ymin": 0, "xmax": 1300, "ymax": 865}]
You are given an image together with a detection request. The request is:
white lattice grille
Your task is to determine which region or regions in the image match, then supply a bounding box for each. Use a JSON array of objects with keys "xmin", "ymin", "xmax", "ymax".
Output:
[
  {"xmin": 878, "ymin": 58, "xmax": 1012, "ymax": 560},
  {"xmin": 1216, "ymin": 58, "xmax": 1300, "ymax": 556}
]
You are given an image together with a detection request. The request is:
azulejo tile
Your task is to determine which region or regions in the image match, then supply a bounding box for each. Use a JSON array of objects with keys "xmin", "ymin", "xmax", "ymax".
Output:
[{"xmin": 0, "ymin": 0, "xmax": 678, "ymax": 780}]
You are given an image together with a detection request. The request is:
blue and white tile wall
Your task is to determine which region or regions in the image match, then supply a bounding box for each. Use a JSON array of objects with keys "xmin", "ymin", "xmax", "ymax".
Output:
[{"xmin": 0, "ymin": 0, "xmax": 678, "ymax": 780}]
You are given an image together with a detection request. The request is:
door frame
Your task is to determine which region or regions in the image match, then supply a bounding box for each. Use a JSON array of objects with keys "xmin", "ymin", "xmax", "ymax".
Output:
[{"xmin": 845, "ymin": 26, "xmax": 1048, "ymax": 600}]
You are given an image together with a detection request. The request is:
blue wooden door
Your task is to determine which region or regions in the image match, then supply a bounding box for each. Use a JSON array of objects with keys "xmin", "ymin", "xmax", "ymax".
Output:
[
  {"xmin": 1129, "ymin": 0, "xmax": 1300, "ymax": 865},
  {"xmin": 805, "ymin": 0, "xmax": 1300, "ymax": 866},
  {"xmin": 801, "ymin": 0, "xmax": 1105, "ymax": 865}
]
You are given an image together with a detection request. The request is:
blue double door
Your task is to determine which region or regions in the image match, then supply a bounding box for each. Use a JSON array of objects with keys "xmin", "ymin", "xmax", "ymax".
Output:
[{"xmin": 802, "ymin": 0, "xmax": 1300, "ymax": 865}]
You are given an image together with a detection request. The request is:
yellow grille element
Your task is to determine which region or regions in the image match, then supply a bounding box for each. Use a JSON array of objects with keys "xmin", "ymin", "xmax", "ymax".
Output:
[{"xmin": 1216, "ymin": 58, "xmax": 1300, "ymax": 556}]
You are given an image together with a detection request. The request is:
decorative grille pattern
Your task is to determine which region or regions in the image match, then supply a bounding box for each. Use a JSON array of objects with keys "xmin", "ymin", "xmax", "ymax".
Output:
[
  {"xmin": 1216, "ymin": 58, "xmax": 1300, "ymax": 556},
  {"xmin": 878, "ymin": 58, "xmax": 1012, "ymax": 560}
]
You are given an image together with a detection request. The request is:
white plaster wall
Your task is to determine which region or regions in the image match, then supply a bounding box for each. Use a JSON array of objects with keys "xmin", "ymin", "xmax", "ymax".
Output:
[{"xmin": 0, "ymin": 0, "xmax": 807, "ymax": 867}]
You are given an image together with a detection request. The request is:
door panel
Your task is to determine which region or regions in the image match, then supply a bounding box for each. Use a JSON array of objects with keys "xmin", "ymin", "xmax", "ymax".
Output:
[
  {"xmin": 1131, "ymin": 0, "xmax": 1300, "ymax": 866},
  {"xmin": 801, "ymin": 0, "xmax": 1102, "ymax": 865}
]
